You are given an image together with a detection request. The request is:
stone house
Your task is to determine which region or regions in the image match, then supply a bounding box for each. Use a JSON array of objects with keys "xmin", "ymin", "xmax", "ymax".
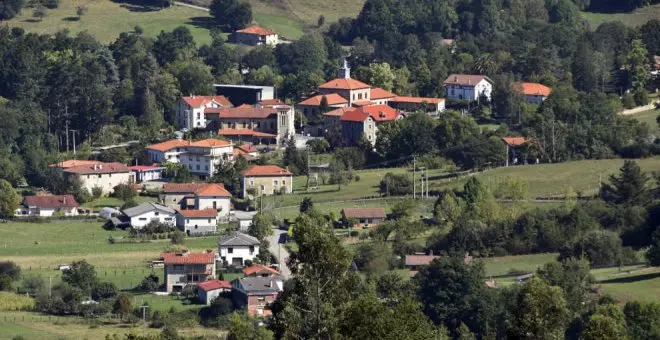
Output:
[
  {"xmin": 62, "ymin": 162, "xmax": 134, "ymax": 196},
  {"xmin": 205, "ymin": 105, "xmax": 295, "ymax": 146},
  {"xmin": 240, "ymin": 165, "xmax": 293, "ymax": 198}
]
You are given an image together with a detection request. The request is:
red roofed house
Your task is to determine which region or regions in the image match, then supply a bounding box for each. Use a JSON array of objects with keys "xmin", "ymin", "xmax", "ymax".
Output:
[
  {"xmin": 162, "ymin": 251, "xmax": 216, "ymax": 293},
  {"xmin": 194, "ymin": 183, "xmax": 232, "ymax": 219},
  {"xmin": 516, "ymin": 82, "xmax": 552, "ymax": 104},
  {"xmin": 129, "ymin": 165, "xmax": 166, "ymax": 183},
  {"xmin": 233, "ymin": 26, "xmax": 278, "ymax": 46},
  {"xmin": 243, "ymin": 264, "xmax": 280, "ymax": 277},
  {"xmin": 15, "ymin": 195, "xmax": 80, "ymax": 217},
  {"xmin": 176, "ymin": 209, "xmax": 219, "ymax": 235},
  {"xmin": 370, "ymin": 87, "xmax": 396, "ymax": 105},
  {"xmin": 296, "ymin": 93, "xmax": 349, "ymax": 120},
  {"xmin": 145, "ymin": 139, "xmax": 190, "ymax": 164},
  {"xmin": 405, "ymin": 254, "xmax": 441, "ymax": 273},
  {"xmin": 174, "ymin": 95, "xmax": 232, "ymax": 130},
  {"xmin": 389, "ymin": 96, "xmax": 446, "ymax": 115},
  {"xmin": 341, "ymin": 207, "xmax": 387, "ymax": 228},
  {"xmin": 443, "ymin": 74, "xmax": 493, "ymax": 102},
  {"xmin": 196, "ymin": 279, "xmax": 231, "ymax": 305},
  {"xmin": 317, "ymin": 59, "xmax": 372, "ymax": 106},
  {"xmin": 503, "ymin": 137, "xmax": 530, "ymax": 167},
  {"xmin": 48, "ymin": 160, "xmax": 104, "ymax": 169},
  {"xmin": 161, "ymin": 183, "xmax": 210, "ymax": 209},
  {"xmin": 181, "ymin": 139, "xmax": 235, "ymax": 177},
  {"xmin": 340, "ymin": 109, "xmax": 376, "ymax": 146},
  {"xmin": 205, "ymin": 104, "xmax": 294, "ymax": 146},
  {"xmin": 160, "ymin": 182, "xmax": 232, "ymax": 221},
  {"xmin": 240, "ymin": 165, "xmax": 293, "ymax": 198},
  {"xmin": 63, "ymin": 162, "xmax": 134, "ymax": 196}
]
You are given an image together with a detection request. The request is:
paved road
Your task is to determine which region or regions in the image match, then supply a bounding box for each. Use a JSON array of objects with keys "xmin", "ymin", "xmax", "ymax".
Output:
[
  {"xmin": 173, "ymin": 1, "xmax": 209, "ymax": 11},
  {"xmin": 267, "ymin": 227, "xmax": 291, "ymax": 279}
]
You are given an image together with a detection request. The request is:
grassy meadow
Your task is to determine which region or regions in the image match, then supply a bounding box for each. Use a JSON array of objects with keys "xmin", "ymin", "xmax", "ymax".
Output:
[
  {"xmin": 629, "ymin": 108, "xmax": 659, "ymax": 133},
  {"xmin": 582, "ymin": 4, "xmax": 660, "ymax": 27}
]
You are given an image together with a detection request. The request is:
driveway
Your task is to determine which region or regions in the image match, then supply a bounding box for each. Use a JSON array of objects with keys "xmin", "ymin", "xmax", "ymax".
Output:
[{"xmin": 267, "ymin": 227, "xmax": 291, "ymax": 279}]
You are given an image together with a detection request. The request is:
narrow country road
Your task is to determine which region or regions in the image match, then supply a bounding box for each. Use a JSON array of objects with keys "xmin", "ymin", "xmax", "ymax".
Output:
[
  {"xmin": 620, "ymin": 99, "xmax": 659, "ymax": 116},
  {"xmin": 173, "ymin": 1, "xmax": 209, "ymax": 11},
  {"xmin": 268, "ymin": 227, "xmax": 291, "ymax": 279}
]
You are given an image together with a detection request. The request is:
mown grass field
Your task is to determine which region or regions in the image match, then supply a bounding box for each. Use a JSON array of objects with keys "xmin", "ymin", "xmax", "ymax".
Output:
[
  {"xmin": 4, "ymin": 0, "xmax": 215, "ymax": 44},
  {"xmin": 82, "ymin": 195, "xmax": 157, "ymax": 209},
  {"xmin": 629, "ymin": 108, "xmax": 659, "ymax": 133},
  {"xmin": 582, "ymin": 4, "xmax": 660, "ymax": 27}
]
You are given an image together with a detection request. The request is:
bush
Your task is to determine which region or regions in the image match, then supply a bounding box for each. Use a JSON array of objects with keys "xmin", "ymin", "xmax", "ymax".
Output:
[
  {"xmin": 44, "ymin": 0, "xmax": 58, "ymax": 9},
  {"xmin": 622, "ymin": 92, "xmax": 635, "ymax": 109},
  {"xmin": 91, "ymin": 186, "xmax": 103, "ymax": 200},
  {"xmin": 171, "ymin": 231, "xmax": 186, "ymax": 245},
  {"xmin": 379, "ymin": 173, "xmax": 413, "ymax": 196},
  {"xmin": 355, "ymin": 175, "xmax": 361, "ymax": 182},
  {"xmin": 135, "ymin": 274, "xmax": 160, "ymax": 293},
  {"xmin": 633, "ymin": 89, "xmax": 648, "ymax": 106}
]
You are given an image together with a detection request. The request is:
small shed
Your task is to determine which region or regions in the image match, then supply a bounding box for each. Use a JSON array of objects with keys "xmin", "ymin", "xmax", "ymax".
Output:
[{"xmin": 341, "ymin": 208, "xmax": 387, "ymax": 228}]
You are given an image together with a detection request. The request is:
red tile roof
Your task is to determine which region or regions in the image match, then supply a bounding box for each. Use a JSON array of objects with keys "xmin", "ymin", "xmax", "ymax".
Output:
[
  {"xmin": 517, "ymin": 82, "xmax": 552, "ymax": 97},
  {"xmin": 356, "ymin": 105, "xmax": 399, "ymax": 122},
  {"xmin": 241, "ymin": 165, "xmax": 292, "ymax": 177},
  {"xmin": 342, "ymin": 208, "xmax": 386, "ymax": 219},
  {"xmin": 218, "ymin": 128, "xmax": 277, "ymax": 138},
  {"xmin": 177, "ymin": 209, "xmax": 218, "ymax": 218},
  {"xmin": 442, "ymin": 39, "xmax": 455, "ymax": 46},
  {"xmin": 236, "ymin": 26, "xmax": 276, "ymax": 36},
  {"xmin": 237, "ymin": 144, "xmax": 258, "ymax": 153},
  {"xmin": 48, "ymin": 160, "xmax": 103, "ymax": 169},
  {"xmin": 23, "ymin": 195, "xmax": 79, "ymax": 208},
  {"xmin": 205, "ymin": 106, "xmax": 280, "ymax": 119},
  {"xmin": 405, "ymin": 255, "xmax": 441, "ymax": 266},
  {"xmin": 323, "ymin": 107, "xmax": 355, "ymax": 117},
  {"xmin": 351, "ymin": 99, "xmax": 373, "ymax": 107},
  {"xmin": 298, "ymin": 93, "xmax": 348, "ymax": 106},
  {"xmin": 195, "ymin": 183, "xmax": 231, "ymax": 197},
  {"xmin": 443, "ymin": 74, "xmax": 491, "ymax": 86},
  {"xmin": 189, "ymin": 139, "xmax": 232, "ymax": 148},
  {"xmin": 146, "ymin": 139, "xmax": 190, "ymax": 152},
  {"xmin": 160, "ymin": 252, "xmax": 215, "ymax": 265},
  {"xmin": 243, "ymin": 264, "xmax": 280, "ymax": 276},
  {"xmin": 370, "ymin": 87, "xmax": 396, "ymax": 100},
  {"xmin": 182, "ymin": 95, "xmax": 232, "ymax": 108},
  {"xmin": 63, "ymin": 162, "xmax": 130, "ymax": 175},
  {"xmin": 162, "ymin": 183, "xmax": 208, "ymax": 194},
  {"xmin": 340, "ymin": 110, "xmax": 371, "ymax": 122},
  {"xmin": 196, "ymin": 279, "xmax": 231, "ymax": 292},
  {"xmin": 502, "ymin": 137, "xmax": 528, "ymax": 146},
  {"xmin": 259, "ymin": 99, "xmax": 286, "ymax": 106},
  {"xmin": 319, "ymin": 78, "xmax": 371, "ymax": 90},
  {"xmin": 390, "ymin": 96, "xmax": 444, "ymax": 104}
]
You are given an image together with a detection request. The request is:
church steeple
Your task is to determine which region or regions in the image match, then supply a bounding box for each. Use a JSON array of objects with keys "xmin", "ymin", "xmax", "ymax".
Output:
[{"xmin": 337, "ymin": 58, "xmax": 351, "ymax": 79}]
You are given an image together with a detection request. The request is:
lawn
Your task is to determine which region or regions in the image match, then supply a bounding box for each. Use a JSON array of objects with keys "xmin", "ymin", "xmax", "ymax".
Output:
[
  {"xmin": 429, "ymin": 157, "xmax": 660, "ymax": 199},
  {"xmin": 597, "ymin": 267, "xmax": 660, "ymax": 303},
  {"xmin": 4, "ymin": 0, "xmax": 214, "ymax": 45},
  {"xmin": 482, "ymin": 253, "xmax": 558, "ymax": 277},
  {"xmin": 628, "ymin": 108, "xmax": 659, "ymax": 133},
  {"xmin": 82, "ymin": 195, "xmax": 157, "ymax": 209},
  {"xmin": 582, "ymin": 4, "xmax": 660, "ymax": 27}
]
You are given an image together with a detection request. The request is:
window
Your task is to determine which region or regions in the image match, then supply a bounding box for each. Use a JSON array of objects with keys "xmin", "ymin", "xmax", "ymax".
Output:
[
  {"xmin": 186, "ymin": 219, "xmax": 190, "ymax": 223},
  {"xmin": 257, "ymin": 297, "xmax": 266, "ymax": 302},
  {"xmin": 207, "ymin": 219, "xmax": 212, "ymax": 223},
  {"xmin": 274, "ymin": 180, "xmax": 278, "ymax": 186},
  {"xmin": 173, "ymin": 265, "xmax": 184, "ymax": 271},
  {"xmin": 188, "ymin": 165, "xmax": 192, "ymax": 169},
  {"xmin": 249, "ymin": 246, "xmax": 254, "ymax": 254},
  {"xmin": 164, "ymin": 217, "xmax": 172, "ymax": 221},
  {"xmin": 228, "ymin": 247, "xmax": 233, "ymax": 254},
  {"xmin": 205, "ymin": 165, "xmax": 209, "ymax": 171},
  {"xmin": 196, "ymin": 165, "xmax": 200, "ymax": 170},
  {"xmin": 154, "ymin": 212, "xmax": 159, "ymax": 216},
  {"xmin": 282, "ymin": 180, "xmax": 286, "ymax": 186},
  {"xmin": 87, "ymin": 175, "xmax": 90, "ymax": 179},
  {"xmin": 109, "ymin": 174, "xmax": 112, "ymax": 178},
  {"xmin": 139, "ymin": 218, "xmax": 147, "ymax": 221},
  {"xmin": 195, "ymin": 225, "xmax": 198, "ymax": 229},
  {"xmin": 98, "ymin": 174, "xmax": 102, "ymax": 178}
]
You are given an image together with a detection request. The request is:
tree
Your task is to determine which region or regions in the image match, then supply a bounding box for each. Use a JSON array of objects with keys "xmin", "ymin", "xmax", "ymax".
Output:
[
  {"xmin": 317, "ymin": 15, "xmax": 325, "ymax": 28},
  {"xmin": 75, "ymin": 5, "xmax": 87, "ymax": 19},
  {"xmin": 626, "ymin": 39, "xmax": 651, "ymax": 94},
  {"xmin": 227, "ymin": 312, "xmax": 273, "ymax": 340},
  {"xmin": 560, "ymin": 230, "xmax": 624, "ymax": 267},
  {"xmin": 367, "ymin": 62, "xmax": 396, "ymax": 91},
  {"xmin": 434, "ymin": 191, "xmax": 463, "ymax": 225},
  {"xmin": 601, "ymin": 160, "xmax": 651, "ymax": 206},
  {"xmin": 0, "ymin": 261, "xmax": 21, "ymax": 291},
  {"xmin": 379, "ymin": 173, "xmax": 412, "ymax": 196},
  {"xmin": 167, "ymin": 58, "xmax": 214, "ymax": 96},
  {"xmin": 61, "ymin": 260, "xmax": 98, "ymax": 293},
  {"xmin": 624, "ymin": 301, "xmax": 660, "ymax": 339},
  {"xmin": 248, "ymin": 213, "xmax": 274, "ymax": 241},
  {"xmin": 21, "ymin": 274, "xmax": 44, "ymax": 296},
  {"xmin": 581, "ymin": 304, "xmax": 628, "ymax": 340},
  {"xmin": 210, "ymin": 0, "xmax": 252, "ymax": 31},
  {"xmin": 113, "ymin": 293, "xmax": 133, "ymax": 317},
  {"xmin": 91, "ymin": 282, "xmax": 118, "ymax": 301},
  {"xmin": 318, "ymin": 95, "xmax": 329, "ymax": 114},
  {"xmin": 171, "ymin": 231, "xmax": 186, "ymax": 245},
  {"xmin": 32, "ymin": 5, "xmax": 46, "ymax": 21},
  {"xmin": 113, "ymin": 183, "xmax": 136, "ymax": 202},
  {"xmin": 353, "ymin": 242, "xmax": 392, "ymax": 275},
  {"xmin": 537, "ymin": 258, "xmax": 593, "ymax": 314},
  {"xmin": 510, "ymin": 277, "xmax": 569, "ymax": 340},
  {"xmin": 645, "ymin": 228, "xmax": 660, "ymax": 266},
  {"xmin": 0, "ymin": 0, "xmax": 24, "ymax": 20},
  {"xmin": 299, "ymin": 197, "xmax": 314, "ymax": 214},
  {"xmin": 0, "ymin": 179, "xmax": 19, "ymax": 218}
]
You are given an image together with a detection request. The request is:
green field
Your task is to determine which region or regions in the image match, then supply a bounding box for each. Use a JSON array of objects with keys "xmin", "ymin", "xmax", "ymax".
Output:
[
  {"xmin": 582, "ymin": 4, "xmax": 660, "ymax": 27},
  {"xmin": 5, "ymin": 0, "xmax": 215, "ymax": 44},
  {"xmin": 629, "ymin": 108, "xmax": 660, "ymax": 133}
]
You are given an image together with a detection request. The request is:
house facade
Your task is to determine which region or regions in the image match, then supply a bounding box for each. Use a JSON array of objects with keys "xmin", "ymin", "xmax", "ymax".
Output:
[
  {"xmin": 317, "ymin": 66, "xmax": 372, "ymax": 107},
  {"xmin": 62, "ymin": 162, "xmax": 134, "ymax": 196},
  {"xmin": 129, "ymin": 165, "xmax": 165, "ymax": 183},
  {"xmin": 233, "ymin": 26, "xmax": 278, "ymax": 46},
  {"xmin": 205, "ymin": 105, "xmax": 295, "ymax": 146},
  {"xmin": 340, "ymin": 110, "xmax": 377, "ymax": 146},
  {"xmin": 516, "ymin": 82, "xmax": 552, "ymax": 104},
  {"xmin": 179, "ymin": 139, "xmax": 234, "ymax": 177},
  {"xmin": 389, "ymin": 96, "xmax": 446, "ymax": 114},
  {"xmin": 296, "ymin": 93, "xmax": 349, "ymax": 120},
  {"xmin": 174, "ymin": 95, "xmax": 232, "ymax": 130},
  {"xmin": 161, "ymin": 251, "xmax": 216, "ymax": 293},
  {"xmin": 231, "ymin": 276, "xmax": 283, "ymax": 316},
  {"xmin": 443, "ymin": 74, "xmax": 493, "ymax": 102},
  {"xmin": 196, "ymin": 280, "xmax": 231, "ymax": 305},
  {"xmin": 176, "ymin": 209, "xmax": 218, "ymax": 235},
  {"xmin": 15, "ymin": 195, "xmax": 80, "ymax": 217},
  {"xmin": 161, "ymin": 183, "xmax": 209, "ymax": 209},
  {"xmin": 240, "ymin": 165, "xmax": 293, "ymax": 198},
  {"xmin": 123, "ymin": 202, "xmax": 176, "ymax": 229},
  {"xmin": 217, "ymin": 232, "xmax": 261, "ymax": 267},
  {"xmin": 194, "ymin": 183, "xmax": 232, "ymax": 220},
  {"xmin": 341, "ymin": 207, "xmax": 387, "ymax": 228},
  {"xmin": 146, "ymin": 139, "xmax": 190, "ymax": 164}
]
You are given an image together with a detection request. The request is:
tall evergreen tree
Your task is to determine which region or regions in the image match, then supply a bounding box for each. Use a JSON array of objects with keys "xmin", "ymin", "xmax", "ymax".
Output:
[{"xmin": 601, "ymin": 160, "xmax": 650, "ymax": 206}]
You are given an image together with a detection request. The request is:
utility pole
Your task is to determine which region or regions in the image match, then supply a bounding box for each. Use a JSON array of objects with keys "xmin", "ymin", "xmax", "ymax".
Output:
[
  {"xmin": 413, "ymin": 157, "xmax": 416, "ymax": 199},
  {"xmin": 48, "ymin": 276, "xmax": 53, "ymax": 297},
  {"xmin": 551, "ymin": 118, "xmax": 556, "ymax": 162},
  {"xmin": 140, "ymin": 305, "xmax": 149, "ymax": 335},
  {"xmin": 71, "ymin": 130, "xmax": 78, "ymax": 156}
]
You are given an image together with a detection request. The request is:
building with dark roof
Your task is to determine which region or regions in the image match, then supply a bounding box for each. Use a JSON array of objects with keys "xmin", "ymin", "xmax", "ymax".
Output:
[
  {"xmin": 122, "ymin": 202, "xmax": 176, "ymax": 229},
  {"xmin": 217, "ymin": 232, "xmax": 261, "ymax": 267},
  {"xmin": 341, "ymin": 207, "xmax": 387, "ymax": 228},
  {"xmin": 443, "ymin": 74, "xmax": 493, "ymax": 102},
  {"xmin": 62, "ymin": 162, "xmax": 134, "ymax": 196},
  {"xmin": 231, "ymin": 276, "xmax": 283, "ymax": 316}
]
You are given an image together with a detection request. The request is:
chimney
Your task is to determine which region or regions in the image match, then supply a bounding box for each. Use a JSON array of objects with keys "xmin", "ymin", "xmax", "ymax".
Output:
[
  {"xmin": 63, "ymin": 197, "xmax": 66, "ymax": 205},
  {"xmin": 98, "ymin": 164, "xmax": 103, "ymax": 170},
  {"xmin": 429, "ymin": 250, "xmax": 434, "ymax": 256}
]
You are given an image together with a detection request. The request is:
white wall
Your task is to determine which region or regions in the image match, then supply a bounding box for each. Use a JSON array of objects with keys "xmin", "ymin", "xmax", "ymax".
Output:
[
  {"xmin": 446, "ymin": 79, "xmax": 492, "ymax": 102},
  {"xmin": 75, "ymin": 172, "xmax": 133, "ymax": 195},
  {"xmin": 175, "ymin": 99, "xmax": 221, "ymax": 130},
  {"xmin": 196, "ymin": 197, "xmax": 231, "ymax": 219},
  {"xmin": 218, "ymin": 245, "xmax": 259, "ymax": 266},
  {"xmin": 130, "ymin": 210, "xmax": 176, "ymax": 229},
  {"xmin": 524, "ymin": 95, "xmax": 546, "ymax": 104},
  {"xmin": 176, "ymin": 215, "xmax": 217, "ymax": 235}
]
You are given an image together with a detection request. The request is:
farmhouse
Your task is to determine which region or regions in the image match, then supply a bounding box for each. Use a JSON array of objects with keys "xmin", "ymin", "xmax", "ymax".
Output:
[
  {"xmin": 443, "ymin": 74, "xmax": 493, "ymax": 102},
  {"xmin": 404, "ymin": 254, "xmax": 441, "ymax": 273},
  {"xmin": 231, "ymin": 276, "xmax": 283, "ymax": 316},
  {"xmin": 341, "ymin": 207, "xmax": 387, "ymax": 228},
  {"xmin": 196, "ymin": 280, "xmax": 231, "ymax": 305},
  {"xmin": 176, "ymin": 209, "xmax": 218, "ymax": 235},
  {"xmin": 161, "ymin": 183, "xmax": 209, "ymax": 209},
  {"xmin": 206, "ymin": 104, "xmax": 295, "ymax": 146},
  {"xmin": 161, "ymin": 251, "xmax": 216, "ymax": 293},
  {"xmin": 233, "ymin": 26, "xmax": 278, "ymax": 46},
  {"xmin": 296, "ymin": 93, "xmax": 349, "ymax": 119},
  {"xmin": 217, "ymin": 232, "xmax": 261, "ymax": 267},
  {"xmin": 15, "ymin": 195, "xmax": 80, "ymax": 217},
  {"xmin": 193, "ymin": 183, "xmax": 231, "ymax": 218},
  {"xmin": 62, "ymin": 162, "xmax": 133, "ymax": 196},
  {"xmin": 516, "ymin": 82, "xmax": 552, "ymax": 104},
  {"xmin": 174, "ymin": 95, "xmax": 232, "ymax": 130},
  {"xmin": 240, "ymin": 165, "xmax": 293, "ymax": 197},
  {"xmin": 340, "ymin": 110, "xmax": 376, "ymax": 146},
  {"xmin": 122, "ymin": 202, "xmax": 176, "ymax": 229}
]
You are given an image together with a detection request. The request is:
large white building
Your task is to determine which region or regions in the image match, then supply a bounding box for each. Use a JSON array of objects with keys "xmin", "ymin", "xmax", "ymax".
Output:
[
  {"xmin": 146, "ymin": 138, "xmax": 235, "ymax": 177},
  {"xmin": 61, "ymin": 162, "xmax": 134, "ymax": 196},
  {"xmin": 122, "ymin": 202, "xmax": 176, "ymax": 229},
  {"xmin": 217, "ymin": 232, "xmax": 261, "ymax": 267},
  {"xmin": 443, "ymin": 74, "xmax": 493, "ymax": 102},
  {"xmin": 176, "ymin": 209, "xmax": 218, "ymax": 235},
  {"xmin": 194, "ymin": 183, "xmax": 232, "ymax": 219},
  {"xmin": 146, "ymin": 139, "xmax": 190, "ymax": 164},
  {"xmin": 175, "ymin": 95, "xmax": 232, "ymax": 130}
]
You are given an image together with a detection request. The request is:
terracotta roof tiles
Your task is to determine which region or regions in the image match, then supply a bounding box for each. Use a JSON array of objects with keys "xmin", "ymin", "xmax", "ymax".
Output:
[
  {"xmin": 298, "ymin": 93, "xmax": 348, "ymax": 106},
  {"xmin": 340, "ymin": 110, "xmax": 371, "ymax": 122},
  {"xmin": 342, "ymin": 208, "xmax": 387, "ymax": 219},
  {"xmin": 517, "ymin": 82, "xmax": 552, "ymax": 97},
  {"xmin": 196, "ymin": 279, "xmax": 231, "ymax": 292},
  {"xmin": 23, "ymin": 195, "xmax": 79, "ymax": 208},
  {"xmin": 236, "ymin": 26, "xmax": 276, "ymax": 36},
  {"xmin": 162, "ymin": 183, "xmax": 208, "ymax": 194},
  {"xmin": 63, "ymin": 162, "xmax": 130, "ymax": 175},
  {"xmin": 390, "ymin": 96, "xmax": 444, "ymax": 104},
  {"xmin": 146, "ymin": 139, "xmax": 190, "ymax": 152},
  {"xmin": 177, "ymin": 209, "xmax": 218, "ymax": 218},
  {"xmin": 48, "ymin": 160, "xmax": 104, "ymax": 169},
  {"xmin": 243, "ymin": 264, "xmax": 280, "ymax": 276},
  {"xmin": 161, "ymin": 252, "xmax": 215, "ymax": 265},
  {"xmin": 319, "ymin": 78, "xmax": 371, "ymax": 90},
  {"xmin": 241, "ymin": 165, "xmax": 291, "ymax": 177},
  {"xmin": 195, "ymin": 183, "xmax": 231, "ymax": 197}
]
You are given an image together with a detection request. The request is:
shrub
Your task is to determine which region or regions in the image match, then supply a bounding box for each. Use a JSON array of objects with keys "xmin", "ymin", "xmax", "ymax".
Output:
[
  {"xmin": 622, "ymin": 92, "xmax": 635, "ymax": 109},
  {"xmin": 45, "ymin": 0, "xmax": 58, "ymax": 9},
  {"xmin": 355, "ymin": 175, "xmax": 361, "ymax": 182},
  {"xmin": 379, "ymin": 173, "xmax": 413, "ymax": 196},
  {"xmin": 91, "ymin": 186, "xmax": 103, "ymax": 200},
  {"xmin": 170, "ymin": 231, "xmax": 186, "ymax": 245}
]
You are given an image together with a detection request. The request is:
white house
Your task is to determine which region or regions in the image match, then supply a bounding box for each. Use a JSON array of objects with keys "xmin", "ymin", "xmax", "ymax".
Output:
[
  {"xmin": 179, "ymin": 139, "xmax": 234, "ymax": 178},
  {"xmin": 196, "ymin": 280, "xmax": 231, "ymax": 305},
  {"xmin": 123, "ymin": 202, "xmax": 176, "ymax": 229},
  {"xmin": 516, "ymin": 82, "xmax": 552, "ymax": 104},
  {"xmin": 129, "ymin": 165, "xmax": 166, "ymax": 183},
  {"xmin": 175, "ymin": 95, "xmax": 232, "ymax": 130},
  {"xmin": 62, "ymin": 162, "xmax": 134, "ymax": 196},
  {"xmin": 146, "ymin": 139, "xmax": 190, "ymax": 164},
  {"xmin": 194, "ymin": 183, "xmax": 231, "ymax": 220},
  {"xmin": 443, "ymin": 74, "xmax": 493, "ymax": 102},
  {"xmin": 15, "ymin": 195, "xmax": 80, "ymax": 217},
  {"xmin": 233, "ymin": 26, "xmax": 278, "ymax": 46},
  {"xmin": 217, "ymin": 232, "xmax": 260, "ymax": 267},
  {"xmin": 176, "ymin": 209, "xmax": 218, "ymax": 235}
]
